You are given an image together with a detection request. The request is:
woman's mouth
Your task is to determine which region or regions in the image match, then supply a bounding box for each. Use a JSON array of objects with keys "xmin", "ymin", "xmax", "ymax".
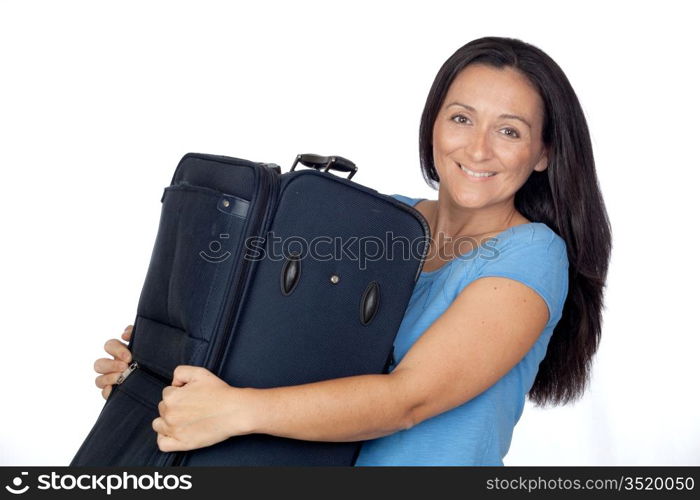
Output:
[{"xmin": 456, "ymin": 162, "xmax": 497, "ymax": 180}]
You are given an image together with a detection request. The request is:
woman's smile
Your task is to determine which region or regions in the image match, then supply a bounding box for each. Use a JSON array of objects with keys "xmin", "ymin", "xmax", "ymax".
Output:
[{"xmin": 456, "ymin": 161, "xmax": 497, "ymax": 180}]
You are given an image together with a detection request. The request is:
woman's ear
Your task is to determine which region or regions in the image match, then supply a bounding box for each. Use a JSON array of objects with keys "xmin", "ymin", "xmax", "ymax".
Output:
[{"xmin": 533, "ymin": 147, "xmax": 549, "ymax": 172}]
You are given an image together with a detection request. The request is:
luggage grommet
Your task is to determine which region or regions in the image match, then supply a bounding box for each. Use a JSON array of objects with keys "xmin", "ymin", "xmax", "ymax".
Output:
[
  {"xmin": 359, "ymin": 281, "xmax": 380, "ymax": 325},
  {"xmin": 330, "ymin": 274, "xmax": 340, "ymax": 284},
  {"xmin": 280, "ymin": 251, "xmax": 301, "ymax": 296}
]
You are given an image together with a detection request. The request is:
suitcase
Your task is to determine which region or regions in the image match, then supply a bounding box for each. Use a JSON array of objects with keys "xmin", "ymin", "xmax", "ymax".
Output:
[{"xmin": 70, "ymin": 152, "xmax": 430, "ymax": 466}]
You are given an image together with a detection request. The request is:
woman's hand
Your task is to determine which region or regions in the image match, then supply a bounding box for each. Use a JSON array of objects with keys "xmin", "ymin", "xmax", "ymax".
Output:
[
  {"xmin": 152, "ymin": 366, "xmax": 252, "ymax": 452},
  {"xmin": 94, "ymin": 324, "xmax": 133, "ymax": 400}
]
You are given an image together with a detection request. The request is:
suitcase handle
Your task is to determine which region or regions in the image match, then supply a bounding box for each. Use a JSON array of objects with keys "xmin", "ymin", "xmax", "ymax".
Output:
[{"xmin": 290, "ymin": 153, "xmax": 358, "ymax": 180}]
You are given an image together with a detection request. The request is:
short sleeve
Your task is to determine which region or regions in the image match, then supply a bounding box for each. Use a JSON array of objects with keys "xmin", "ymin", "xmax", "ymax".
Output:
[
  {"xmin": 388, "ymin": 193, "xmax": 418, "ymax": 206},
  {"xmin": 473, "ymin": 224, "xmax": 569, "ymax": 325}
]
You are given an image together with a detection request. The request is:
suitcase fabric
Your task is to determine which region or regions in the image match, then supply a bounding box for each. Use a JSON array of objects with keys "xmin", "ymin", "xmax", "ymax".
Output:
[{"xmin": 71, "ymin": 152, "xmax": 430, "ymax": 466}]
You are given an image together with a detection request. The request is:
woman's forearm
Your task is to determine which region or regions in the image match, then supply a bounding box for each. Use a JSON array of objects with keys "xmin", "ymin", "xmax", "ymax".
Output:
[{"xmin": 235, "ymin": 372, "xmax": 416, "ymax": 442}]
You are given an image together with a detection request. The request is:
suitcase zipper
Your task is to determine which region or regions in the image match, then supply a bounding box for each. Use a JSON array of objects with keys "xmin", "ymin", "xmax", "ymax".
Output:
[
  {"xmin": 169, "ymin": 162, "xmax": 279, "ymax": 467},
  {"xmin": 209, "ymin": 164, "xmax": 279, "ymax": 375},
  {"xmin": 115, "ymin": 361, "xmax": 139, "ymax": 385},
  {"xmin": 115, "ymin": 360, "xmax": 172, "ymax": 386}
]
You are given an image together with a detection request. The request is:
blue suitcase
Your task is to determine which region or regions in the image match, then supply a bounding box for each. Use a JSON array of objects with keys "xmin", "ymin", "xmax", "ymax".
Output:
[{"xmin": 71, "ymin": 152, "xmax": 430, "ymax": 466}]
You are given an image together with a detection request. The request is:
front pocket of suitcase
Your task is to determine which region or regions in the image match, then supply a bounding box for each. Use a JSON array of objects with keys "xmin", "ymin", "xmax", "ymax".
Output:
[
  {"xmin": 132, "ymin": 182, "xmax": 251, "ymax": 374},
  {"xmin": 70, "ymin": 368, "xmax": 172, "ymax": 466}
]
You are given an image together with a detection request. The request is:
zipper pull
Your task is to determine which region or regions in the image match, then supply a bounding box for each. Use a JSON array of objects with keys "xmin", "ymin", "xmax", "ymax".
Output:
[{"xmin": 116, "ymin": 361, "xmax": 139, "ymax": 385}]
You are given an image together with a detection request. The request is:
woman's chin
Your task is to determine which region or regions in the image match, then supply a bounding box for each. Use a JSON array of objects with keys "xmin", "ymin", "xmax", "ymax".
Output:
[{"xmin": 452, "ymin": 193, "xmax": 488, "ymax": 210}]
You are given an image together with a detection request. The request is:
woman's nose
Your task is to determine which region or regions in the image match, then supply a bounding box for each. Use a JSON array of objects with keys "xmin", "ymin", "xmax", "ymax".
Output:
[{"xmin": 464, "ymin": 128, "xmax": 493, "ymax": 162}]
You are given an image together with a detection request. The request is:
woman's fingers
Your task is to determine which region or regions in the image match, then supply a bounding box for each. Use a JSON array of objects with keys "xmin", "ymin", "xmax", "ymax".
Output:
[
  {"xmin": 93, "ymin": 357, "xmax": 128, "ymax": 375},
  {"xmin": 102, "ymin": 385, "xmax": 112, "ymax": 400},
  {"xmin": 94, "ymin": 325, "xmax": 134, "ymax": 400},
  {"xmin": 95, "ymin": 371, "xmax": 124, "ymax": 389},
  {"xmin": 104, "ymin": 338, "xmax": 132, "ymax": 363},
  {"xmin": 121, "ymin": 324, "xmax": 133, "ymax": 342}
]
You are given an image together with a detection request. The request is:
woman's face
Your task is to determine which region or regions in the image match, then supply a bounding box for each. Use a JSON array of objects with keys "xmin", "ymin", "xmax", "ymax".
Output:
[{"xmin": 432, "ymin": 63, "xmax": 548, "ymax": 211}]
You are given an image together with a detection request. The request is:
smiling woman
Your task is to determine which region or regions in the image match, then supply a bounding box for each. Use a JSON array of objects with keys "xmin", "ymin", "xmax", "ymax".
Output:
[
  {"xmin": 434, "ymin": 65, "xmax": 549, "ymax": 204},
  {"xmin": 94, "ymin": 36, "xmax": 612, "ymax": 466}
]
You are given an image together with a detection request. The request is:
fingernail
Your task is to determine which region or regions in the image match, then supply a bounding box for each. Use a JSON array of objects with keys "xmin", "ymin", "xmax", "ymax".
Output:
[{"xmin": 121, "ymin": 352, "xmax": 130, "ymax": 361}]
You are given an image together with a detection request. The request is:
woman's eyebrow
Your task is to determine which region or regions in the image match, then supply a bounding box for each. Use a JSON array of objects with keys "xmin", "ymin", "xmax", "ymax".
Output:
[
  {"xmin": 500, "ymin": 113, "xmax": 532, "ymax": 129},
  {"xmin": 446, "ymin": 101, "xmax": 532, "ymax": 129}
]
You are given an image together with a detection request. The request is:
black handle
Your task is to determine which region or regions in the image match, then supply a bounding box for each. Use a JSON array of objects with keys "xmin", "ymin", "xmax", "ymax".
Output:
[{"xmin": 290, "ymin": 153, "xmax": 357, "ymax": 180}]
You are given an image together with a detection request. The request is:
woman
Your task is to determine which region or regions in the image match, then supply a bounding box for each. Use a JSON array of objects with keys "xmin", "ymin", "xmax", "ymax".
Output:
[{"xmin": 94, "ymin": 36, "xmax": 611, "ymax": 465}]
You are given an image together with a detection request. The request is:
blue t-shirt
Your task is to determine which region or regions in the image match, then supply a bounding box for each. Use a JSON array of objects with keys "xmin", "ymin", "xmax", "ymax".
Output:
[{"xmin": 353, "ymin": 194, "xmax": 569, "ymax": 466}]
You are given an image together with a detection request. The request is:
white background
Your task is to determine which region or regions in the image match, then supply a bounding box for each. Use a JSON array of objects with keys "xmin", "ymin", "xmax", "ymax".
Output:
[{"xmin": 1, "ymin": 0, "xmax": 698, "ymax": 465}]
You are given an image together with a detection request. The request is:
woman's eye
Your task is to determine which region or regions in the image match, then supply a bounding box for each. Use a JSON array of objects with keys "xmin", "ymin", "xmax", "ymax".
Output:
[
  {"xmin": 451, "ymin": 114, "xmax": 471, "ymax": 125},
  {"xmin": 500, "ymin": 128, "xmax": 520, "ymax": 138}
]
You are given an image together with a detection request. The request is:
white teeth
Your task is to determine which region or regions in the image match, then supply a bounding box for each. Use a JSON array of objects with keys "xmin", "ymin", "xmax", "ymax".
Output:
[{"xmin": 459, "ymin": 164, "xmax": 495, "ymax": 178}]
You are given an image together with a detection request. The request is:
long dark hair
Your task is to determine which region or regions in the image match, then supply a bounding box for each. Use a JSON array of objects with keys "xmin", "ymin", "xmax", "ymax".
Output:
[{"xmin": 419, "ymin": 36, "xmax": 612, "ymax": 406}]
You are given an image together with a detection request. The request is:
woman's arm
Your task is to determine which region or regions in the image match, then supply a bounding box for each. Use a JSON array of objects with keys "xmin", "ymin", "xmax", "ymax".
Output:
[
  {"xmin": 154, "ymin": 276, "xmax": 549, "ymax": 451},
  {"xmin": 248, "ymin": 275, "xmax": 550, "ymax": 439}
]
